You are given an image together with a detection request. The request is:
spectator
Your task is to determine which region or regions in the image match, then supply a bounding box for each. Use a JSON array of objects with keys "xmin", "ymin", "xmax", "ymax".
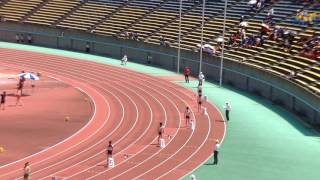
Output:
[
  {"xmin": 268, "ymin": 7, "xmax": 274, "ymax": 18},
  {"xmin": 147, "ymin": 53, "xmax": 152, "ymax": 64},
  {"xmin": 132, "ymin": 32, "xmax": 138, "ymax": 41},
  {"xmin": 190, "ymin": 174, "xmax": 197, "ymax": 180},
  {"xmin": 239, "ymin": 15, "xmax": 244, "ymax": 24},
  {"xmin": 20, "ymin": 34, "xmax": 24, "ymax": 43},
  {"xmin": 27, "ymin": 34, "xmax": 32, "ymax": 44},
  {"xmin": 160, "ymin": 36, "xmax": 165, "ymax": 47},
  {"xmin": 85, "ymin": 42, "xmax": 90, "ymax": 53},
  {"xmin": 16, "ymin": 34, "xmax": 20, "ymax": 43},
  {"xmin": 288, "ymin": 70, "xmax": 296, "ymax": 79}
]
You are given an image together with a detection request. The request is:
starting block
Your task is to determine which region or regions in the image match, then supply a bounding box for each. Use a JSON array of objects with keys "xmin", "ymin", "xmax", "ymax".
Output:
[
  {"xmin": 190, "ymin": 120, "xmax": 195, "ymax": 131},
  {"xmin": 202, "ymin": 107, "xmax": 208, "ymax": 116},
  {"xmin": 108, "ymin": 157, "xmax": 115, "ymax": 168},
  {"xmin": 203, "ymin": 95, "xmax": 208, "ymax": 102},
  {"xmin": 159, "ymin": 138, "xmax": 165, "ymax": 148}
]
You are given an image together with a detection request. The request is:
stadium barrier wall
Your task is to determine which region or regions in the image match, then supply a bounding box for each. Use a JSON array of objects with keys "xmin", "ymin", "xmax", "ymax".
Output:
[{"xmin": 0, "ymin": 22, "xmax": 319, "ymax": 125}]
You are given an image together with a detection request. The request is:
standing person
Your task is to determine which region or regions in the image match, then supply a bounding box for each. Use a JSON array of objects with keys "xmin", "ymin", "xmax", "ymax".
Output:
[
  {"xmin": 27, "ymin": 34, "xmax": 32, "ymax": 44},
  {"xmin": 198, "ymin": 72, "xmax": 205, "ymax": 86},
  {"xmin": 85, "ymin": 42, "xmax": 90, "ymax": 53},
  {"xmin": 121, "ymin": 55, "xmax": 128, "ymax": 65},
  {"xmin": 147, "ymin": 54, "xmax": 152, "ymax": 64},
  {"xmin": 190, "ymin": 174, "xmax": 196, "ymax": 180},
  {"xmin": 158, "ymin": 122, "xmax": 164, "ymax": 145},
  {"xmin": 106, "ymin": 141, "xmax": 113, "ymax": 167},
  {"xmin": 183, "ymin": 66, "xmax": 191, "ymax": 83},
  {"xmin": 20, "ymin": 34, "xmax": 24, "ymax": 43},
  {"xmin": 23, "ymin": 162, "xmax": 30, "ymax": 180},
  {"xmin": 184, "ymin": 106, "xmax": 191, "ymax": 127},
  {"xmin": 0, "ymin": 91, "xmax": 6, "ymax": 110},
  {"xmin": 16, "ymin": 34, "xmax": 20, "ymax": 43},
  {"xmin": 224, "ymin": 102, "xmax": 232, "ymax": 121},
  {"xmin": 213, "ymin": 139, "xmax": 221, "ymax": 165}
]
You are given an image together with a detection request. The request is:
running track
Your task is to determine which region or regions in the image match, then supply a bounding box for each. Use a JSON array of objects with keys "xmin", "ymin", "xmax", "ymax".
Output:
[{"xmin": 0, "ymin": 48, "xmax": 225, "ymax": 179}]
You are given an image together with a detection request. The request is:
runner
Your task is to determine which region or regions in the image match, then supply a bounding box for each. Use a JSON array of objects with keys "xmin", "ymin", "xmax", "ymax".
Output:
[
  {"xmin": 17, "ymin": 74, "xmax": 25, "ymax": 95},
  {"xmin": 198, "ymin": 72, "xmax": 205, "ymax": 86},
  {"xmin": 0, "ymin": 91, "xmax": 6, "ymax": 110},
  {"xmin": 184, "ymin": 106, "xmax": 191, "ymax": 127},
  {"xmin": 197, "ymin": 84, "xmax": 202, "ymax": 98},
  {"xmin": 158, "ymin": 122, "xmax": 164, "ymax": 145},
  {"xmin": 106, "ymin": 141, "xmax": 113, "ymax": 167},
  {"xmin": 197, "ymin": 95, "xmax": 202, "ymax": 112},
  {"xmin": 23, "ymin": 162, "xmax": 30, "ymax": 180}
]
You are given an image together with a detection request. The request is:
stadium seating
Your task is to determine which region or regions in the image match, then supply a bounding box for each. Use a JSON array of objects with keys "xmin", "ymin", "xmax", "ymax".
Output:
[
  {"xmin": 25, "ymin": 0, "xmax": 82, "ymax": 26},
  {"xmin": 0, "ymin": 0, "xmax": 43, "ymax": 22}
]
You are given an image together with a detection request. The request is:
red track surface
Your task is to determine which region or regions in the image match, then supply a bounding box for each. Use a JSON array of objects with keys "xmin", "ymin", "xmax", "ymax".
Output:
[
  {"xmin": 0, "ymin": 73, "xmax": 92, "ymax": 166},
  {"xmin": 0, "ymin": 48, "xmax": 225, "ymax": 179}
]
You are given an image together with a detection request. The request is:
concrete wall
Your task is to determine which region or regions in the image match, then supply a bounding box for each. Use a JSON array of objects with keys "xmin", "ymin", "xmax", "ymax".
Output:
[{"xmin": 0, "ymin": 21, "xmax": 319, "ymax": 124}]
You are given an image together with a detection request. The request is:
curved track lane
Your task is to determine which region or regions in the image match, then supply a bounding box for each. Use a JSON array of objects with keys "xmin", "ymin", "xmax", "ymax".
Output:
[{"xmin": 0, "ymin": 48, "xmax": 225, "ymax": 179}]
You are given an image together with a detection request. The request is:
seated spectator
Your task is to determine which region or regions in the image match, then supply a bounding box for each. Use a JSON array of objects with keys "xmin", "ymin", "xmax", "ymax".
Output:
[
  {"xmin": 261, "ymin": 23, "xmax": 270, "ymax": 36},
  {"xmin": 260, "ymin": 34, "xmax": 265, "ymax": 46},
  {"xmin": 197, "ymin": 44, "xmax": 216, "ymax": 55},
  {"xmin": 287, "ymin": 70, "xmax": 296, "ymax": 80},
  {"xmin": 123, "ymin": 31, "xmax": 129, "ymax": 39},
  {"xmin": 160, "ymin": 36, "xmax": 166, "ymax": 47},
  {"xmin": 132, "ymin": 32, "xmax": 138, "ymax": 41},
  {"xmin": 239, "ymin": 16, "xmax": 244, "ymax": 24}
]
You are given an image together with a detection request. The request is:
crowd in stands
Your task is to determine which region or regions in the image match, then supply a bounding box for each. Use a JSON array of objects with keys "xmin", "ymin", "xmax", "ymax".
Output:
[
  {"xmin": 298, "ymin": 33, "xmax": 320, "ymax": 59},
  {"xmin": 249, "ymin": 0, "xmax": 269, "ymax": 13},
  {"xmin": 293, "ymin": 9, "xmax": 320, "ymax": 26},
  {"xmin": 122, "ymin": 31, "xmax": 139, "ymax": 41},
  {"xmin": 15, "ymin": 34, "xmax": 33, "ymax": 44},
  {"xmin": 269, "ymin": 25, "xmax": 297, "ymax": 52},
  {"xmin": 160, "ymin": 36, "xmax": 170, "ymax": 47}
]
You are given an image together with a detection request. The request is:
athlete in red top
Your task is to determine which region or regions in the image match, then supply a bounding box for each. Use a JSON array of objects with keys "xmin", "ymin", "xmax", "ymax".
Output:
[{"xmin": 183, "ymin": 66, "xmax": 191, "ymax": 83}]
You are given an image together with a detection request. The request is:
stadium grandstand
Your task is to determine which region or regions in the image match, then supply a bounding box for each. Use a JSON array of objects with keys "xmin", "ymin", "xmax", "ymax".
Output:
[{"xmin": 0, "ymin": 0, "xmax": 319, "ymax": 179}]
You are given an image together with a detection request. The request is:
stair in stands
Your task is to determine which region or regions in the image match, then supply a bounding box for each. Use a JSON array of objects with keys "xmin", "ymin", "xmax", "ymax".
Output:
[
  {"xmin": 21, "ymin": 0, "xmax": 49, "ymax": 23},
  {"xmin": 116, "ymin": 0, "xmax": 169, "ymax": 38},
  {"xmin": 89, "ymin": 0, "xmax": 133, "ymax": 33},
  {"xmin": 144, "ymin": 0, "xmax": 202, "ymax": 43},
  {"xmin": 52, "ymin": 0, "xmax": 86, "ymax": 26}
]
